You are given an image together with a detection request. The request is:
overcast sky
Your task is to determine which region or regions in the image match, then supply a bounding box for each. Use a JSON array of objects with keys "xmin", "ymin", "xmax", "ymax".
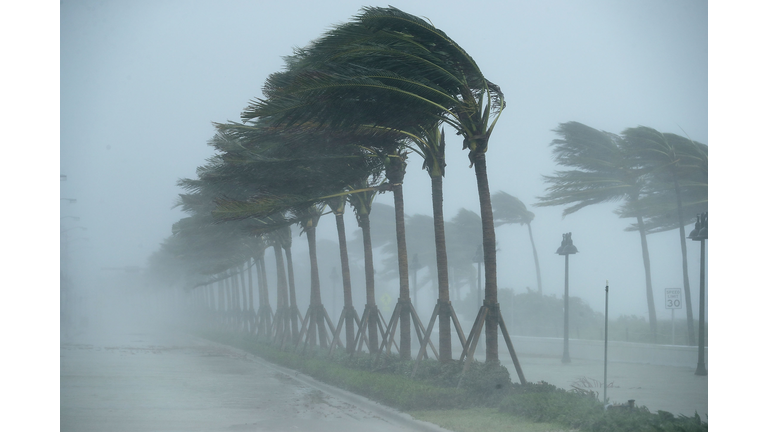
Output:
[
  {"xmin": 0, "ymin": 1, "xmax": 756, "ymax": 425},
  {"xmin": 57, "ymin": 0, "xmax": 714, "ymax": 322}
]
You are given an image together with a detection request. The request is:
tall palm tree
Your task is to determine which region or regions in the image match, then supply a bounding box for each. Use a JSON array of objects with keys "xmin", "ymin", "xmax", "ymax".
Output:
[
  {"xmin": 383, "ymin": 150, "xmax": 415, "ymax": 359},
  {"xmin": 347, "ymin": 179, "xmax": 385, "ymax": 354},
  {"xmin": 536, "ymin": 122, "xmax": 659, "ymax": 341},
  {"xmin": 412, "ymin": 127, "xmax": 461, "ymax": 362},
  {"xmin": 295, "ymin": 204, "xmax": 335, "ymax": 349},
  {"xmin": 492, "ymin": 191, "xmax": 543, "ymax": 294},
  {"xmin": 326, "ymin": 195, "xmax": 357, "ymax": 355},
  {"xmin": 622, "ymin": 126, "xmax": 707, "ymax": 345}
]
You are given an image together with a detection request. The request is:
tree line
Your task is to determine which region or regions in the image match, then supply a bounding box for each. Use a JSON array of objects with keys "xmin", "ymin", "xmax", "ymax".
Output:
[{"xmin": 145, "ymin": 6, "xmax": 707, "ymax": 378}]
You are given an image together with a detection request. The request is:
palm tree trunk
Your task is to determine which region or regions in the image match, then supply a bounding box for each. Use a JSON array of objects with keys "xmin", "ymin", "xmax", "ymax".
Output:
[
  {"xmin": 388, "ymin": 157, "xmax": 411, "ymax": 360},
  {"xmin": 258, "ymin": 255, "xmax": 271, "ymax": 335},
  {"xmin": 673, "ymin": 175, "xmax": 695, "ymax": 346},
  {"xmin": 334, "ymin": 212, "xmax": 356, "ymax": 353},
  {"xmin": 635, "ymin": 215, "xmax": 657, "ymax": 342},
  {"xmin": 247, "ymin": 259, "xmax": 254, "ymax": 333},
  {"xmin": 473, "ymin": 152, "xmax": 499, "ymax": 363},
  {"xmin": 225, "ymin": 272, "xmax": 233, "ymax": 328},
  {"xmin": 526, "ymin": 223, "xmax": 543, "ymax": 295},
  {"xmin": 306, "ymin": 221, "xmax": 328, "ymax": 348},
  {"xmin": 359, "ymin": 212, "xmax": 379, "ymax": 354},
  {"xmin": 239, "ymin": 264, "xmax": 247, "ymax": 332},
  {"xmin": 217, "ymin": 279, "xmax": 224, "ymax": 326},
  {"xmin": 431, "ymin": 174, "xmax": 452, "ymax": 362},
  {"xmin": 273, "ymin": 243, "xmax": 290, "ymax": 341},
  {"xmin": 284, "ymin": 244, "xmax": 300, "ymax": 343}
]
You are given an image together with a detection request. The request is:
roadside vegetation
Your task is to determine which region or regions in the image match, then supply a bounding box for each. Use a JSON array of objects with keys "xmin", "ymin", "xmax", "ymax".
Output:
[{"xmin": 200, "ymin": 329, "xmax": 707, "ymax": 432}]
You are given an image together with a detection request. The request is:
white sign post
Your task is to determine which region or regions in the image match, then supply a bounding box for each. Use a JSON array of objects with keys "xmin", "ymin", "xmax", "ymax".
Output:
[{"xmin": 665, "ymin": 288, "xmax": 682, "ymax": 344}]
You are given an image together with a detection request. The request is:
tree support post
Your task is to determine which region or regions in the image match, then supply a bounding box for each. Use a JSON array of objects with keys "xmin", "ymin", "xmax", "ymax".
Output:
[
  {"xmin": 378, "ymin": 298, "xmax": 434, "ymax": 362},
  {"xmin": 329, "ymin": 305, "xmax": 357, "ymax": 356},
  {"xmin": 411, "ymin": 299, "xmax": 467, "ymax": 378},
  {"xmin": 459, "ymin": 301, "xmax": 526, "ymax": 386}
]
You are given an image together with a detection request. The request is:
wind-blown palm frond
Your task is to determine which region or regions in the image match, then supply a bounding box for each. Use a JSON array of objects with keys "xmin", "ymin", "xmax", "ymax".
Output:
[
  {"xmin": 536, "ymin": 122, "xmax": 642, "ymax": 216},
  {"xmin": 493, "ymin": 191, "xmax": 535, "ymax": 226}
]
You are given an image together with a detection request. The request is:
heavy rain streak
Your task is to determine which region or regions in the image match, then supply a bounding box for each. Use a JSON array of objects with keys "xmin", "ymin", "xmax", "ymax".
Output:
[{"xmin": 35, "ymin": 0, "xmax": 753, "ymax": 430}]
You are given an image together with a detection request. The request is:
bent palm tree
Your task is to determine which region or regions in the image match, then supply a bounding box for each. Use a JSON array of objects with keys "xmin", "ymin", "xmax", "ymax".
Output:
[
  {"xmin": 622, "ymin": 127, "xmax": 707, "ymax": 345},
  {"xmin": 246, "ymin": 6, "xmax": 508, "ymax": 364},
  {"xmin": 536, "ymin": 122, "xmax": 659, "ymax": 341},
  {"xmin": 492, "ymin": 191, "xmax": 542, "ymax": 294}
]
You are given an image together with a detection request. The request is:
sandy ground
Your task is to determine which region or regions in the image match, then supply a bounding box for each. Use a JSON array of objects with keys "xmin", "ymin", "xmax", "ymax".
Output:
[{"xmin": 60, "ymin": 323, "xmax": 448, "ymax": 432}]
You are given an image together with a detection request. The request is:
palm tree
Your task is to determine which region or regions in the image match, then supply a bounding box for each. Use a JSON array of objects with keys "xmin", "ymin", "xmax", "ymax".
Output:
[
  {"xmin": 536, "ymin": 122, "xmax": 660, "ymax": 341},
  {"xmin": 295, "ymin": 204, "xmax": 336, "ymax": 350},
  {"xmin": 326, "ymin": 195, "xmax": 358, "ymax": 355},
  {"xmin": 347, "ymin": 180, "xmax": 385, "ymax": 355},
  {"xmin": 412, "ymin": 127, "xmax": 464, "ymax": 363},
  {"xmin": 382, "ymin": 150, "xmax": 416, "ymax": 359},
  {"xmin": 246, "ymin": 6, "xmax": 507, "ymax": 363},
  {"xmin": 492, "ymin": 192, "xmax": 543, "ymax": 294},
  {"xmin": 622, "ymin": 127, "xmax": 707, "ymax": 345}
]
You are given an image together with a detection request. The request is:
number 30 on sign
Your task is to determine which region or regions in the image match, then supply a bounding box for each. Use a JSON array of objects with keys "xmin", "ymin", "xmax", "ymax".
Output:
[{"xmin": 665, "ymin": 288, "xmax": 682, "ymax": 309}]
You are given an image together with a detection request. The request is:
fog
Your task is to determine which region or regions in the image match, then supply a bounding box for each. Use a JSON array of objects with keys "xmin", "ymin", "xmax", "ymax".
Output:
[
  {"xmin": 58, "ymin": 0, "xmax": 708, "ymax": 329},
  {"xmin": 24, "ymin": 0, "xmax": 768, "ymax": 428}
]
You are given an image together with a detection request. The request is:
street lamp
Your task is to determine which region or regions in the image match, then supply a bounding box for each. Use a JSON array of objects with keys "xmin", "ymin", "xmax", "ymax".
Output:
[
  {"xmin": 557, "ymin": 232, "xmax": 578, "ymax": 363},
  {"xmin": 688, "ymin": 212, "xmax": 707, "ymax": 376}
]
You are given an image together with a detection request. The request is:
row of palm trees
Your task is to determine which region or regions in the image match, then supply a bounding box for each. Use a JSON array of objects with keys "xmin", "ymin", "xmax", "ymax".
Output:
[
  {"xmin": 147, "ymin": 6, "xmax": 518, "ymax": 367},
  {"xmin": 536, "ymin": 121, "xmax": 708, "ymax": 345}
]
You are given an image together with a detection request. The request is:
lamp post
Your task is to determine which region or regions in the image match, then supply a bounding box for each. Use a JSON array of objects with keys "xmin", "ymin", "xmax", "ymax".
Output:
[
  {"xmin": 557, "ymin": 232, "xmax": 578, "ymax": 363},
  {"xmin": 688, "ymin": 213, "xmax": 707, "ymax": 376}
]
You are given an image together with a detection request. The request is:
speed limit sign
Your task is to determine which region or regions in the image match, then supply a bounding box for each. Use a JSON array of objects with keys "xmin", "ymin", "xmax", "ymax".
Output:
[{"xmin": 665, "ymin": 288, "xmax": 682, "ymax": 309}]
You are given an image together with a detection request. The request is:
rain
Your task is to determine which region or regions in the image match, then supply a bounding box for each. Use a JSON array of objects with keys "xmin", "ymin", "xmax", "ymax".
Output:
[{"xmin": 12, "ymin": 0, "xmax": 762, "ymax": 430}]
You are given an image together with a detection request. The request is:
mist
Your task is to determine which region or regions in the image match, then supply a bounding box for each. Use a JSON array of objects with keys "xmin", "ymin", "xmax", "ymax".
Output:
[
  {"xmin": 58, "ymin": 0, "xmax": 708, "ymax": 325},
  {"xmin": 44, "ymin": 0, "xmax": 731, "ymax": 429}
]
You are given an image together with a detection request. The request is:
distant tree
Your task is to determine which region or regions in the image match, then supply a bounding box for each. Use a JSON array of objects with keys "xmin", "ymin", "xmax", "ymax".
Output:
[
  {"xmin": 536, "ymin": 122, "xmax": 660, "ymax": 341},
  {"xmin": 492, "ymin": 192, "xmax": 543, "ymax": 294},
  {"xmin": 622, "ymin": 126, "xmax": 707, "ymax": 346},
  {"xmin": 446, "ymin": 208, "xmax": 484, "ymax": 312}
]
